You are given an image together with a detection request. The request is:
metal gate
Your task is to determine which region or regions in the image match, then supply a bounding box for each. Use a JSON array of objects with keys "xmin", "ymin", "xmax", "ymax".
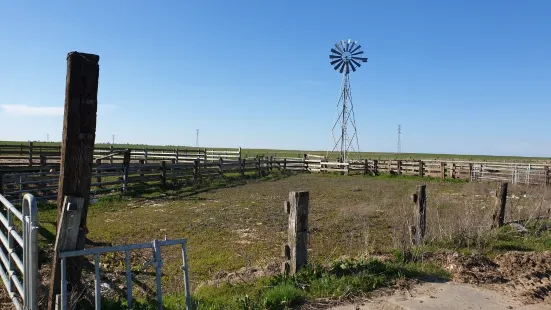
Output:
[
  {"xmin": 0, "ymin": 193, "xmax": 39, "ymax": 310},
  {"xmin": 58, "ymin": 238, "xmax": 191, "ymax": 310}
]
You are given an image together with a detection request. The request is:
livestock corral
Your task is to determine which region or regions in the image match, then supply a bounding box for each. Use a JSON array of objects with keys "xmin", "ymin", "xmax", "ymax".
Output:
[{"xmin": 1, "ymin": 143, "xmax": 551, "ymax": 309}]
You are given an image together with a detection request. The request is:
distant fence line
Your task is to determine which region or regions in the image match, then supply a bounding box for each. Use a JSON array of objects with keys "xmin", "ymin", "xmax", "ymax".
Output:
[{"xmin": 0, "ymin": 152, "xmax": 549, "ymax": 202}]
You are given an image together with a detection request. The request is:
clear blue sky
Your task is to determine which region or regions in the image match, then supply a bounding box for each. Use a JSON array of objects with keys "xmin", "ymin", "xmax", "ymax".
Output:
[{"xmin": 1, "ymin": 1, "xmax": 550, "ymax": 156}]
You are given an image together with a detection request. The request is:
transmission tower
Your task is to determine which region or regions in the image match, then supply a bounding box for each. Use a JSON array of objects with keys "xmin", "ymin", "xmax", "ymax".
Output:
[
  {"xmin": 397, "ymin": 125, "xmax": 402, "ymax": 154},
  {"xmin": 196, "ymin": 129, "xmax": 199, "ymax": 147},
  {"xmin": 327, "ymin": 39, "xmax": 368, "ymax": 162}
]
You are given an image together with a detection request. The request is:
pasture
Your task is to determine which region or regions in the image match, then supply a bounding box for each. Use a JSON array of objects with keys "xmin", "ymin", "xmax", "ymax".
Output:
[{"xmin": 32, "ymin": 172, "xmax": 551, "ymax": 308}]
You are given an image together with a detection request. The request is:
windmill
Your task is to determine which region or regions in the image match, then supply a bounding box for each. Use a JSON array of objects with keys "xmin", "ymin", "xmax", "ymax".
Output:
[{"xmin": 327, "ymin": 39, "xmax": 367, "ymax": 162}]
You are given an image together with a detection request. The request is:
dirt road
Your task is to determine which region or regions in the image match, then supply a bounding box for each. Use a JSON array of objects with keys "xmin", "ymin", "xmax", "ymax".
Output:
[{"xmin": 331, "ymin": 281, "xmax": 550, "ymax": 310}]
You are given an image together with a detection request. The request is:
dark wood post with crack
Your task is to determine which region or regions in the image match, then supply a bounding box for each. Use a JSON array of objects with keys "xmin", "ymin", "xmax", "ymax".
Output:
[
  {"xmin": 282, "ymin": 191, "xmax": 309, "ymax": 275},
  {"xmin": 48, "ymin": 51, "xmax": 99, "ymax": 310}
]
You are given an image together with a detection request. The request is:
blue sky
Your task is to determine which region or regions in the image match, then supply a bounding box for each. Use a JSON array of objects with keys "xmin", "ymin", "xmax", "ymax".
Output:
[{"xmin": 0, "ymin": 1, "xmax": 550, "ymax": 156}]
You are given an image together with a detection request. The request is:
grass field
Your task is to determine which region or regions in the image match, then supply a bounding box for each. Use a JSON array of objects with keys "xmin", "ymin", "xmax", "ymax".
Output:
[
  {"xmin": 33, "ymin": 172, "xmax": 551, "ymax": 308},
  {"xmin": 1, "ymin": 140, "xmax": 549, "ymax": 162}
]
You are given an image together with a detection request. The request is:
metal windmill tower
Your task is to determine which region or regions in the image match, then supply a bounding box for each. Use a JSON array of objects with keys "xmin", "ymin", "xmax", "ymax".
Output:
[{"xmin": 327, "ymin": 39, "xmax": 367, "ymax": 162}]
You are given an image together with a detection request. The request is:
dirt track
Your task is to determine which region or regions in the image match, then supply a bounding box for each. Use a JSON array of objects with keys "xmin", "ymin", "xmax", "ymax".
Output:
[{"xmin": 331, "ymin": 281, "xmax": 550, "ymax": 310}]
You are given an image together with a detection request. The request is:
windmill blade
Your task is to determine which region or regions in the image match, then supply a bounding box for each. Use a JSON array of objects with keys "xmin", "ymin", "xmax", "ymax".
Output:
[
  {"xmin": 341, "ymin": 40, "xmax": 346, "ymax": 52},
  {"xmin": 349, "ymin": 61, "xmax": 357, "ymax": 72},
  {"xmin": 330, "ymin": 48, "xmax": 342, "ymax": 55},
  {"xmin": 350, "ymin": 44, "xmax": 361, "ymax": 54},
  {"xmin": 334, "ymin": 43, "xmax": 343, "ymax": 53},
  {"xmin": 345, "ymin": 61, "xmax": 350, "ymax": 74},
  {"xmin": 333, "ymin": 60, "xmax": 344, "ymax": 71},
  {"xmin": 330, "ymin": 58, "xmax": 342, "ymax": 65},
  {"xmin": 352, "ymin": 57, "xmax": 368, "ymax": 62},
  {"xmin": 352, "ymin": 50, "xmax": 364, "ymax": 56},
  {"xmin": 351, "ymin": 59, "xmax": 362, "ymax": 68},
  {"xmin": 330, "ymin": 54, "xmax": 342, "ymax": 59},
  {"xmin": 348, "ymin": 41, "xmax": 357, "ymax": 53},
  {"xmin": 339, "ymin": 61, "xmax": 346, "ymax": 73},
  {"xmin": 345, "ymin": 40, "xmax": 350, "ymax": 52}
]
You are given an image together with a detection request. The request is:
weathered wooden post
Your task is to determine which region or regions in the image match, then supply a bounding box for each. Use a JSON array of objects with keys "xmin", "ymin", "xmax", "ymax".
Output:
[
  {"xmin": 122, "ymin": 149, "xmax": 131, "ymax": 195},
  {"xmin": 373, "ymin": 159, "xmax": 379, "ymax": 175},
  {"xmin": 364, "ymin": 159, "xmax": 369, "ymax": 175},
  {"xmin": 218, "ymin": 158, "xmax": 224, "ymax": 178},
  {"xmin": 418, "ymin": 160, "xmax": 424, "ymax": 177},
  {"xmin": 492, "ymin": 182, "xmax": 508, "ymax": 228},
  {"xmin": 40, "ymin": 155, "xmax": 47, "ymax": 176},
  {"xmin": 95, "ymin": 158, "xmax": 102, "ymax": 187},
  {"xmin": 411, "ymin": 185, "xmax": 427, "ymax": 245},
  {"xmin": 282, "ymin": 191, "xmax": 309, "ymax": 275},
  {"xmin": 139, "ymin": 159, "xmax": 145, "ymax": 177},
  {"xmin": 175, "ymin": 148, "xmax": 179, "ymax": 163},
  {"xmin": 451, "ymin": 163, "xmax": 456, "ymax": 179},
  {"xmin": 283, "ymin": 158, "xmax": 287, "ymax": 171},
  {"xmin": 240, "ymin": 158, "xmax": 245, "ymax": 177},
  {"xmin": 193, "ymin": 158, "xmax": 200, "ymax": 182},
  {"xmin": 48, "ymin": 51, "xmax": 99, "ymax": 310},
  {"xmin": 28, "ymin": 141, "xmax": 34, "ymax": 166},
  {"xmin": 160, "ymin": 161, "xmax": 167, "ymax": 188},
  {"xmin": 440, "ymin": 162, "xmax": 446, "ymax": 179},
  {"xmin": 109, "ymin": 145, "xmax": 114, "ymax": 164},
  {"xmin": 397, "ymin": 160, "xmax": 402, "ymax": 175}
]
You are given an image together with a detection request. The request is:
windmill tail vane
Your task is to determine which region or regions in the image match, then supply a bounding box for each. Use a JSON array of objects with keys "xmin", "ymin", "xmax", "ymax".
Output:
[{"xmin": 327, "ymin": 39, "xmax": 367, "ymax": 163}]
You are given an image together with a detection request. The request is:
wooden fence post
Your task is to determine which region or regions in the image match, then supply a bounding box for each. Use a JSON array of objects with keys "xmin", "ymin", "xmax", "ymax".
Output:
[
  {"xmin": 144, "ymin": 148, "xmax": 148, "ymax": 163},
  {"xmin": 218, "ymin": 158, "xmax": 224, "ymax": 178},
  {"xmin": 418, "ymin": 160, "xmax": 424, "ymax": 177},
  {"xmin": 397, "ymin": 160, "xmax": 402, "ymax": 175},
  {"xmin": 256, "ymin": 157, "xmax": 261, "ymax": 176},
  {"xmin": 468, "ymin": 163, "xmax": 473, "ymax": 181},
  {"xmin": 492, "ymin": 182, "xmax": 508, "ymax": 229},
  {"xmin": 411, "ymin": 185, "xmax": 427, "ymax": 245},
  {"xmin": 48, "ymin": 51, "xmax": 100, "ymax": 310},
  {"xmin": 139, "ymin": 159, "xmax": 145, "ymax": 177},
  {"xmin": 109, "ymin": 145, "xmax": 114, "ymax": 164},
  {"xmin": 451, "ymin": 163, "xmax": 456, "ymax": 179},
  {"xmin": 122, "ymin": 150, "xmax": 131, "ymax": 196},
  {"xmin": 28, "ymin": 141, "xmax": 34, "ymax": 166},
  {"xmin": 283, "ymin": 158, "xmax": 287, "ymax": 171},
  {"xmin": 363, "ymin": 159, "xmax": 368, "ymax": 175},
  {"xmin": 440, "ymin": 162, "xmax": 446, "ymax": 179},
  {"xmin": 95, "ymin": 159, "xmax": 102, "ymax": 187},
  {"xmin": 373, "ymin": 159, "xmax": 378, "ymax": 175},
  {"xmin": 40, "ymin": 155, "xmax": 47, "ymax": 176},
  {"xmin": 193, "ymin": 159, "xmax": 200, "ymax": 182},
  {"xmin": 160, "ymin": 161, "xmax": 167, "ymax": 188},
  {"xmin": 240, "ymin": 158, "xmax": 245, "ymax": 177},
  {"xmin": 175, "ymin": 149, "xmax": 179, "ymax": 163},
  {"xmin": 282, "ymin": 191, "xmax": 309, "ymax": 275}
]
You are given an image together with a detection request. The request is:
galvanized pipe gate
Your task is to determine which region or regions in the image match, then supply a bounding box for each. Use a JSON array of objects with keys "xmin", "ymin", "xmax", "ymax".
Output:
[
  {"xmin": 58, "ymin": 238, "xmax": 191, "ymax": 310},
  {"xmin": 0, "ymin": 194, "xmax": 39, "ymax": 310}
]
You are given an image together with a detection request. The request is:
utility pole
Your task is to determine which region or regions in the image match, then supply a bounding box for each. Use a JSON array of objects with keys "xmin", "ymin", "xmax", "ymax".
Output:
[
  {"xmin": 397, "ymin": 125, "xmax": 402, "ymax": 155},
  {"xmin": 196, "ymin": 129, "xmax": 199, "ymax": 148}
]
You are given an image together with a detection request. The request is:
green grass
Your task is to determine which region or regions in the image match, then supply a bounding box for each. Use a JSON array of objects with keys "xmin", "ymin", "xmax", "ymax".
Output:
[{"xmin": 189, "ymin": 257, "xmax": 449, "ymax": 310}]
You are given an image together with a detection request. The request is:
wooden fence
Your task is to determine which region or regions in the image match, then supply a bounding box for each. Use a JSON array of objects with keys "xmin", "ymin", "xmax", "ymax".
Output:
[
  {"xmin": 0, "ymin": 143, "xmax": 242, "ymax": 166},
  {"xmin": 1, "ymin": 157, "xmax": 549, "ymax": 203}
]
